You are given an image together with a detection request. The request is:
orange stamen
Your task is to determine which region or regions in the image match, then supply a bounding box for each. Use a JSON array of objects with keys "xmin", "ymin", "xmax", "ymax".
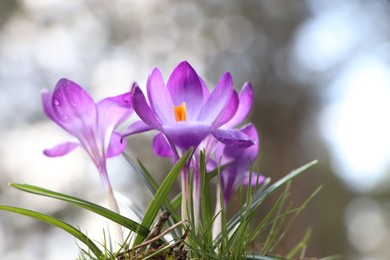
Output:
[{"xmin": 174, "ymin": 102, "xmax": 187, "ymax": 122}]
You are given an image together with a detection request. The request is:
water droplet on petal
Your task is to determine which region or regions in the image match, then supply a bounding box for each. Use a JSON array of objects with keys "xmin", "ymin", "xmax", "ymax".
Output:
[{"xmin": 54, "ymin": 98, "xmax": 60, "ymax": 106}]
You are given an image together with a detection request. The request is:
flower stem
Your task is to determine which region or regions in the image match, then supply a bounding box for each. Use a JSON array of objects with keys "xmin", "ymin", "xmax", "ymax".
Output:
[
  {"xmin": 212, "ymin": 183, "xmax": 222, "ymax": 242},
  {"xmin": 99, "ymin": 167, "xmax": 124, "ymax": 247}
]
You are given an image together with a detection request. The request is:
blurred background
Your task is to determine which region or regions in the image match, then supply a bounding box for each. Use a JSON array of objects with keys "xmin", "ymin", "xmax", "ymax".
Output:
[{"xmin": 0, "ymin": 0, "xmax": 390, "ymax": 259}]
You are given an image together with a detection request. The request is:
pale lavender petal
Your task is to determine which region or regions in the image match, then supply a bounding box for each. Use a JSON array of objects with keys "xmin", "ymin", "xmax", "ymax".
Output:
[
  {"xmin": 224, "ymin": 82, "xmax": 254, "ymax": 128},
  {"xmin": 243, "ymin": 173, "xmax": 266, "ymax": 186},
  {"xmin": 212, "ymin": 127, "xmax": 254, "ymax": 148},
  {"xmin": 43, "ymin": 142, "xmax": 79, "ymax": 157},
  {"xmin": 52, "ymin": 78, "xmax": 98, "ymax": 135},
  {"xmin": 97, "ymin": 91, "xmax": 132, "ymax": 131},
  {"xmin": 106, "ymin": 132, "xmax": 127, "ymax": 157},
  {"xmin": 97, "ymin": 91, "xmax": 133, "ymax": 149},
  {"xmin": 41, "ymin": 90, "xmax": 58, "ymax": 123},
  {"xmin": 132, "ymin": 84, "xmax": 163, "ymax": 131},
  {"xmin": 214, "ymin": 90, "xmax": 239, "ymax": 127},
  {"xmin": 163, "ymin": 121, "xmax": 212, "ymax": 150},
  {"xmin": 167, "ymin": 61, "xmax": 204, "ymax": 120},
  {"xmin": 147, "ymin": 68, "xmax": 175, "ymax": 124},
  {"xmin": 123, "ymin": 120, "xmax": 153, "ymax": 137},
  {"xmin": 153, "ymin": 133, "xmax": 174, "ymax": 157},
  {"xmin": 199, "ymin": 72, "xmax": 233, "ymax": 124}
]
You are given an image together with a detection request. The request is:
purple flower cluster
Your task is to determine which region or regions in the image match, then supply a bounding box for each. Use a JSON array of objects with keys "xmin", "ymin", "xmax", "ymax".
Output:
[{"xmin": 42, "ymin": 61, "xmax": 264, "ymax": 209}]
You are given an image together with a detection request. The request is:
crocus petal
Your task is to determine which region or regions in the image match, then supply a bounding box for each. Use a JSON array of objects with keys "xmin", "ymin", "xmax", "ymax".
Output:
[
  {"xmin": 224, "ymin": 82, "xmax": 254, "ymax": 128},
  {"xmin": 167, "ymin": 61, "xmax": 204, "ymax": 120},
  {"xmin": 147, "ymin": 68, "xmax": 175, "ymax": 124},
  {"xmin": 212, "ymin": 127, "xmax": 254, "ymax": 148},
  {"xmin": 132, "ymin": 84, "xmax": 163, "ymax": 131},
  {"xmin": 163, "ymin": 121, "xmax": 212, "ymax": 150},
  {"xmin": 106, "ymin": 132, "xmax": 127, "ymax": 157},
  {"xmin": 199, "ymin": 72, "xmax": 234, "ymax": 124},
  {"xmin": 123, "ymin": 120, "xmax": 153, "ymax": 137},
  {"xmin": 51, "ymin": 78, "xmax": 98, "ymax": 136},
  {"xmin": 223, "ymin": 124, "xmax": 259, "ymax": 160},
  {"xmin": 97, "ymin": 91, "xmax": 132, "ymax": 131},
  {"xmin": 214, "ymin": 90, "xmax": 239, "ymax": 127},
  {"xmin": 153, "ymin": 133, "xmax": 174, "ymax": 157},
  {"xmin": 42, "ymin": 90, "xmax": 59, "ymax": 124},
  {"xmin": 243, "ymin": 173, "xmax": 266, "ymax": 186},
  {"xmin": 97, "ymin": 91, "xmax": 133, "ymax": 149},
  {"xmin": 43, "ymin": 142, "xmax": 79, "ymax": 157}
]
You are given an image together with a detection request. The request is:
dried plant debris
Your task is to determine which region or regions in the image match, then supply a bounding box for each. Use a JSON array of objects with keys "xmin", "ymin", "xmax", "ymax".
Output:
[{"xmin": 116, "ymin": 211, "xmax": 188, "ymax": 260}]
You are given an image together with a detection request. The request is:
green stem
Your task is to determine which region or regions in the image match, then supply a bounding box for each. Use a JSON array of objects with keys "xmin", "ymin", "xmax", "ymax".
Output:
[{"xmin": 181, "ymin": 166, "xmax": 190, "ymax": 225}]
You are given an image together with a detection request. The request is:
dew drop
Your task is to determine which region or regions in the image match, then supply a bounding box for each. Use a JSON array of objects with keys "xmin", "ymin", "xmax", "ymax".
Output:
[{"xmin": 54, "ymin": 98, "xmax": 60, "ymax": 106}]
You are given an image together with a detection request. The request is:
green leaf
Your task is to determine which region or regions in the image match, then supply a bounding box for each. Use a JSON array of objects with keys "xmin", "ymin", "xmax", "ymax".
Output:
[
  {"xmin": 0, "ymin": 206, "xmax": 103, "ymax": 258},
  {"xmin": 285, "ymin": 227, "xmax": 312, "ymax": 259},
  {"xmin": 170, "ymin": 193, "xmax": 181, "ymax": 211},
  {"xmin": 133, "ymin": 148, "xmax": 193, "ymax": 246},
  {"xmin": 243, "ymin": 255, "xmax": 287, "ymax": 260},
  {"xmin": 271, "ymin": 186, "xmax": 322, "ymax": 252},
  {"xmin": 262, "ymin": 182, "xmax": 291, "ymax": 254},
  {"xmin": 9, "ymin": 183, "xmax": 150, "ymax": 238},
  {"xmin": 200, "ymin": 150, "xmax": 213, "ymax": 239},
  {"xmin": 122, "ymin": 153, "xmax": 179, "ymax": 222}
]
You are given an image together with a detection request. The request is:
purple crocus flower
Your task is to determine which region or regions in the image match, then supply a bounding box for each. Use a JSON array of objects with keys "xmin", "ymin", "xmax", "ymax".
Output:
[
  {"xmin": 41, "ymin": 78, "xmax": 133, "ymax": 205},
  {"xmin": 123, "ymin": 61, "xmax": 254, "ymax": 156}
]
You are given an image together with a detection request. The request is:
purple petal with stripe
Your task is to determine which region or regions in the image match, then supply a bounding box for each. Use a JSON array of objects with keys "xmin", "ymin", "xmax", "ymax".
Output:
[
  {"xmin": 51, "ymin": 78, "xmax": 98, "ymax": 137},
  {"xmin": 123, "ymin": 120, "xmax": 154, "ymax": 137},
  {"xmin": 147, "ymin": 68, "xmax": 175, "ymax": 124},
  {"xmin": 167, "ymin": 61, "xmax": 204, "ymax": 120},
  {"xmin": 199, "ymin": 72, "xmax": 234, "ymax": 124},
  {"xmin": 212, "ymin": 127, "xmax": 254, "ymax": 149},
  {"xmin": 214, "ymin": 90, "xmax": 239, "ymax": 127},
  {"xmin": 163, "ymin": 121, "xmax": 212, "ymax": 150},
  {"xmin": 224, "ymin": 82, "xmax": 254, "ymax": 128},
  {"xmin": 132, "ymin": 84, "xmax": 163, "ymax": 131}
]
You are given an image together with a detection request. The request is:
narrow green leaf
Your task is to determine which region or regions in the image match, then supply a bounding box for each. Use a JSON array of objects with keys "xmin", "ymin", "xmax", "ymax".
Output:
[
  {"xmin": 133, "ymin": 148, "xmax": 193, "ymax": 246},
  {"xmin": 285, "ymin": 227, "xmax": 312, "ymax": 259},
  {"xmin": 0, "ymin": 206, "xmax": 103, "ymax": 258},
  {"xmin": 262, "ymin": 182, "xmax": 291, "ymax": 254},
  {"xmin": 247, "ymin": 190, "xmax": 287, "ymax": 246},
  {"xmin": 319, "ymin": 255, "xmax": 343, "ymax": 260},
  {"xmin": 122, "ymin": 152, "xmax": 159, "ymax": 196},
  {"xmin": 9, "ymin": 183, "xmax": 150, "ymax": 238},
  {"xmin": 171, "ymin": 193, "xmax": 181, "ymax": 211},
  {"xmin": 224, "ymin": 160, "xmax": 317, "ymax": 241},
  {"xmin": 200, "ymin": 150, "xmax": 212, "ymax": 240},
  {"xmin": 122, "ymin": 152, "xmax": 179, "ymax": 222},
  {"xmin": 271, "ymin": 186, "xmax": 322, "ymax": 252},
  {"xmin": 243, "ymin": 255, "xmax": 287, "ymax": 260}
]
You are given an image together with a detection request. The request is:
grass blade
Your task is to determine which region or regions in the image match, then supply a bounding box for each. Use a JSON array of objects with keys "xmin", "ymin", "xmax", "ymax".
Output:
[
  {"xmin": 9, "ymin": 183, "xmax": 150, "ymax": 238},
  {"xmin": 0, "ymin": 206, "xmax": 103, "ymax": 258},
  {"xmin": 285, "ymin": 228, "xmax": 312, "ymax": 259},
  {"xmin": 133, "ymin": 148, "xmax": 193, "ymax": 246},
  {"xmin": 122, "ymin": 152, "xmax": 179, "ymax": 222},
  {"xmin": 223, "ymin": 160, "xmax": 317, "ymax": 241}
]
